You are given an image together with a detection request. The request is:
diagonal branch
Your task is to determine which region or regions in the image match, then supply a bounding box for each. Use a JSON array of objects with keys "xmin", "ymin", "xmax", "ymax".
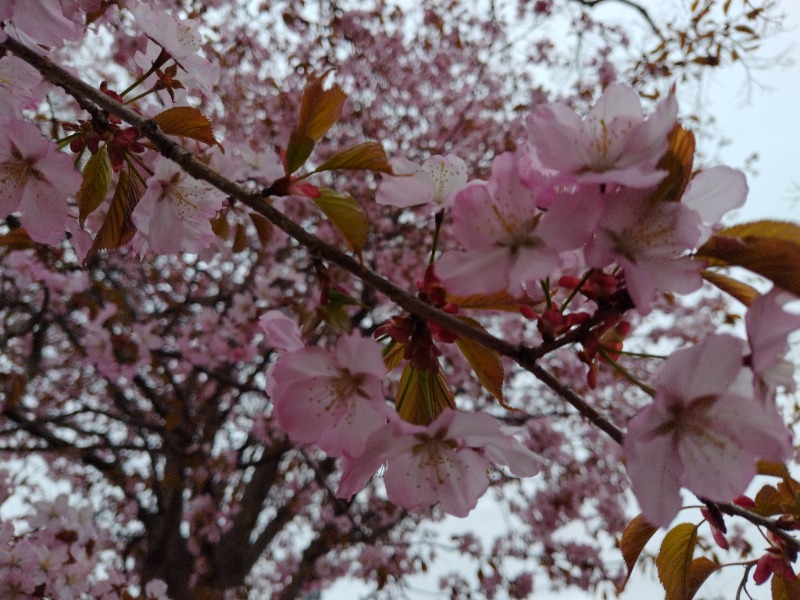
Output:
[{"xmin": 1, "ymin": 35, "xmax": 625, "ymax": 444}]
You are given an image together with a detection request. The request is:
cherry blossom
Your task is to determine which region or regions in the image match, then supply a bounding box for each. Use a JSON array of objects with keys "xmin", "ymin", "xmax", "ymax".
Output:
[
  {"xmin": 338, "ymin": 409, "xmax": 539, "ymax": 517},
  {"xmin": 682, "ymin": 166, "xmax": 748, "ymax": 243},
  {"xmin": 746, "ymin": 289, "xmax": 800, "ymax": 393},
  {"xmin": 132, "ymin": 3, "xmax": 203, "ymax": 61},
  {"xmin": 0, "ymin": 119, "xmax": 81, "ymax": 244},
  {"xmin": 526, "ymin": 83, "xmax": 677, "ymax": 187},
  {"xmin": 436, "ymin": 152, "xmax": 601, "ymax": 295},
  {"xmin": 269, "ymin": 332, "xmax": 392, "ymax": 457},
  {"xmin": 584, "ymin": 186, "xmax": 703, "ymax": 312},
  {"xmin": 0, "ymin": 0, "xmax": 80, "ymax": 46},
  {"xmin": 624, "ymin": 334, "xmax": 793, "ymax": 528},
  {"xmin": 259, "ymin": 310, "xmax": 305, "ymax": 353},
  {"xmin": 132, "ymin": 157, "xmax": 226, "ymax": 254},
  {"xmin": 376, "ymin": 154, "xmax": 468, "ymax": 209},
  {"xmin": 132, "ymin": 3, "xmax": 219, "ymax": 95},
  {"xmin": 0, "ymin": 55, "xmax": 41, "ymax": 118}
]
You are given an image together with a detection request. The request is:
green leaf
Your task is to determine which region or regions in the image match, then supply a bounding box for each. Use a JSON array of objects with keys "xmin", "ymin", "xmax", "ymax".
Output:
[
  {"xmin": 701, "ymin": 269, "xmax": 758, "ymax": 306},
  {"xmin": 285, "ymin": 130, "xmax": 315, "ymax": 175},
  {"xmin": 382, "ymin": 339, "xmax": 406, "ymax": 372},
  {"xmin": 86, "ymin": 168, "xmax": 142, "ymax": 263},
  {"xmin": 617, "ymin": 514, "xmax": 658, "ymax": 593},
  {"xmin": 396, "ymin": 363, "xmax": 455, "ymax": 426},
  {"xmin": 77, "ymin": 146, "xmax": 112, "ymax": 226},
  {"xmin": 312, "ymin": 189, "xmax": 369, "ymax": 256},
  {"xmin": 154, "ymin": 106, "xmax": 223, "ymax": 151},
  {"xmin": 657, "ymin": 523, "xmax": 699, "ymax": 600},
  {"xmin": 313, "ymin": 141, "xmax": 392, "ymax": 174},
  {"xmin": 455, "ymin": 316, "xmax": 506, "ymax": 406},
  {"xmin": 696, "ymin": 221, "xmax": 800, "ymax": 296}
]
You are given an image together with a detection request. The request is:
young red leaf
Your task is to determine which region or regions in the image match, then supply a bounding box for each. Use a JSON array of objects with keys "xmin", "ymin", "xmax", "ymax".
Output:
[
  {"xmin": 657, "ymin": 522, "xmax": 699, "ymax": 600},
  {"xmin": 0, "ymin": 228, "xmax": 35, "ymax": 250},
  {"xmin": 312, "ymin": 141, "xmax": 392, "ymax": 174},
  {"xmin": 153, "ymin": 106, "xmax": 223, "ymax": 151},
  {"xmin": 618, "ymin": 514, "xmax": 659, "ymax": 593},
  {"xmin": 696, "ymin": 221, "xmax": 800, "ymax": 296},
  {"xmin": 297, "ymin": 71, "xmax": 347, "ymax": 142},
  {"xmin": 650, "ymin": 125, "xmax": 695, "ymax": 204},
  {"xmin": 312, "ymin": 189, "xmax": 369, "ymax": 257},
  {"xmin": 77, "ymin": 146, "xmax": 112, "ymax": 226},
  {"xmin": 232, "ymin": 223, "xmax": 248, "ymax": 253},
  {"xmin": 447, "ymin": 290, "xmax": 541, "ymax": 313},
  {"xmin": 85, "ymin": 168, "xmax": 141, "ymax": 262},
  {"xmin": 686, "ymin": 557, "xmax": 720, "ymax": 599},
  {"xmin": 249, "ymin": 212, "xmax": 274, "ymax": 247},
  {"xmin": 454, "ymin": 316, "xmax": 506, "ymax": 406}
]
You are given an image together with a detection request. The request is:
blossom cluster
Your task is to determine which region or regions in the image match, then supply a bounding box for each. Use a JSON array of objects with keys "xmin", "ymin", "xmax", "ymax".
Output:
[
  {"xmin": 375, "ymin": 84, "xmax": 797, "ymax": 526},
  {"xmin": 1, "ymin": 1, "xmax": 800, "ymax": 596},
  {"xmin": 260, "ymin": 311, "xmax": 540, "ymax": 517}
]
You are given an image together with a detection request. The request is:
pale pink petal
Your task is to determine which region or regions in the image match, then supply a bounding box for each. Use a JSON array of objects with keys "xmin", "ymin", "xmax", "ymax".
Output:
[
  {"xmin": 621, "ymin": 92, "xmax": 677, "ymax": 167},
  {"xmin": 746, "ymin": 290, "xmax": 800, "ymax": 380},
  {"xmin": 259, "ymin": 311, "xmax": 304, "ymax": 353},
  {"xmin": 507, "ymin": 245, "xmax": 560, "ymax": 290},
  {"xmin": 436, "ymin": 247, "xmax": 512, "ymax": 295},
  {"xmin": 677, "ymin": 423, "xmax": 755, "ymax": 503},
  {"xmin": 386, "ymin": 446, "xmax": 490, "ymax": 517},
  {"xmin": 683, "ymin": 166, "xmax": 747, "ymax": 224},
  {"xmin": 0, "ymin": 55, "xmax": 42, "ymax": 118},
  {"xmin": 272, "ymin": 347, "xmax": 337, "ymax": 383},
  {"xmin": 333, "ymin": 333, "xmax": 385, "ymax": 378},
  {"xmin": 537, "ymin": 191, "xmax": 603, "ymax": 251},
  {"xmin": 526, "ymin": 104, "xmax": 589, "ymax": 173},
  {"xmin": 624, "ymin": 406, "xmax": 684, "ymax": 527},
  {"xmin": 416, "ymin": 154, "xmax": 468, "ymax": 207},
  {"xmin": 656, "ymin": 334, "xmax": 745, "ymax": 401},
  {"xmin": 375, "ymin": 171, "xmax": 433, "ymax": 208},
  {"xmin": 19, "ymin": 182, "xmax": 68, "ymax": 244}
]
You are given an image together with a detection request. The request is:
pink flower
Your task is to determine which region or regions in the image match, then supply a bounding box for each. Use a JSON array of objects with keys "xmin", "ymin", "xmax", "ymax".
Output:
[
  {"xmin": 526, "ymin": 83, "xmax": 677, "ymax": 187},
  {"xmin": 338, "ymin": 409, "xmax": 539, "ymax": 517},
  {"xmin": 132, "ymin": 157, "xmax": 226, "ymax": 254},
  {"xmin": 624, "ymin": 334, "xmax": 792, "ymax": 528},
  {"xmin": 1, "ymin": 0, "xmax": 80, "ymax": 46},
  {"xmin": 0, "ymin": 119, "xmax": 81, "ymax": 244},
  {"xmin": 584, "ymin": 186, "xmax": 703, "ymax": 313},
  {"xmin": 259, "ymin": 310, "xmax": 304, "ymax": 353},
  {"xmin": 132, "ymin": 3, "xmax": 219, "ymax": 95},
  {"xmin": 270, "ymin": 332, "xmax": 392, "ymax": 457},
  {"xmin": 376, "ymin": 154, "xmax": 467, "ymax": 209},
  {"xmin": 436, "ymin": 152, "xmax": 601, "ymax": 296},
  {"xmin": 682, "ymin": 166, "xmax": 748, "ymax": 243},
  {"xmin": 746, "ymin": 289, "xmax": 800, "ymax": 393},
  {"xmin": 0, "ymin": 55, "xmax": 42, "ymax": 118}
]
